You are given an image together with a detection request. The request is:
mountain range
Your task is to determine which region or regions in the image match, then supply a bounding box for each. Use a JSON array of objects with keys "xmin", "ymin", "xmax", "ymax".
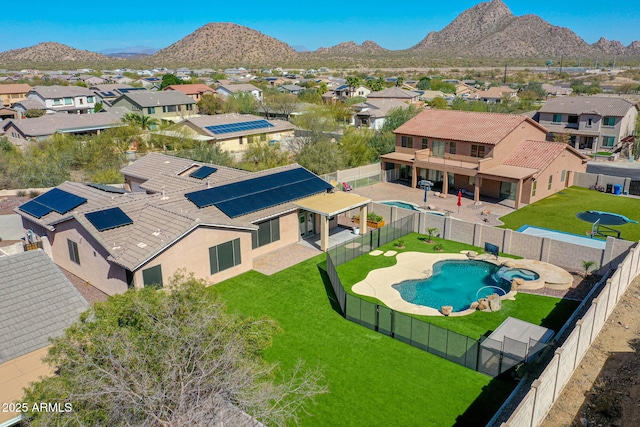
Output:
[{"xmin": 1, "ymin": 0, "xmax": 638, "ymax": 68}]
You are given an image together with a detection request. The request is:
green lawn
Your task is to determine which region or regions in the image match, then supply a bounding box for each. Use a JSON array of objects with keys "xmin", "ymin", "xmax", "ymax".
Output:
[
  {"xmin": 337, "ymin": 233, "xmax": 578, "ymax": 339},
  {"xmin": 499, "ymin": 186, "xmax": 640, "ymax": 242},
  {"xmin": 212, "ymin": 254, "xmax": 514, "ymax": 426}
]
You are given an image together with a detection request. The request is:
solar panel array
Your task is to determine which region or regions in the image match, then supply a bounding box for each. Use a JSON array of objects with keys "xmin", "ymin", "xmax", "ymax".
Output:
[
  {"xmin": 204, "ymin": 120, "xmax": 274, "ymax": 135},
  {"xmin": 189, "ymin": 165, "xmax": 217, "ymax": 179},
  {"xmin": 85, "ymin": 207, "xmax": 133, "ymax": 232},
  {"xmin": 87, "ymin": 183, "xmax": 127, "ymax": 194},
  {"xmin": 185, "ymin": 168, "xmax": 332, "ymax": 218},
  {"xmin": 19, "ymin": 188, "xmax": 87, "ymax": 218}
]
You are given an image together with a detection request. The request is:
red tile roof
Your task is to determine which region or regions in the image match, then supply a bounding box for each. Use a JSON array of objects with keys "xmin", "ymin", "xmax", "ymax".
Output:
[
  {"xmin": 394, "ymin": 110, "xmax": 545, "ymax": 145},
  {"xmin": 503, "ymin": 140, "xmax": 576, "ymax": 171}
]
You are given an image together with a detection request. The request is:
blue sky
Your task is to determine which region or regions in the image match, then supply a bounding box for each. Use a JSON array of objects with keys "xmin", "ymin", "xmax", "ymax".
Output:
[{"xmin": 1, "ymin": 0, "xmax": 638, "ymax": 53}]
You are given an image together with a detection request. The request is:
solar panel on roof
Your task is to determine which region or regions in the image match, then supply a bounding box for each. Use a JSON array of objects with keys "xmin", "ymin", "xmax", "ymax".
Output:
[
  {"xmin": 32, "ymin": 188, "xmax": 87, "ymax": 214},
  {"xmin": 85, "ymin": 207, "xmax": 133, "ymax": 231},
  {"xmin": 87, "ymin": 183, "xmax": 127, "ymax": 194},
  {"xmin": 19, "ymin": 200, "xmax": 53, "ymax": 218},
  {"xmin": 204, "ymin": 120, "xmax": 274, "ymax": 135},
  {"xmin": 184, "ymin": 167, "xmax": 332, "ymax": 218},
  {"xmin": 189, "ymin": 165, "xmax": 217, "ymax": 179}
]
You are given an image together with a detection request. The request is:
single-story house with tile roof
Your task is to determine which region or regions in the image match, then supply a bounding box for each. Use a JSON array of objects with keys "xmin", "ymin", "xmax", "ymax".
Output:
[
  {"xmin": 1, "ymin": 112, "xmax": 123, "ymax": 146},
  {"xmin": 0, "ymin": 249, "xmax": 88, "ymax": 426},
  {"xmin": 381, "ymin": 109, "xmax": 589, "ymax": 208},
  {"xmin": 215, "ymin": 84, "xmax": 263, "ymax": 101},
  {"xmin": 16, "ymin": 153, "xmax": 370, "ymax": 294},
  {"xmin": 366, "ymin": 87, "xmax": 421, "ymax": 103},
  {"xmin": 476, "ymin": 86, "xmax": 518, "ymax": 104},
  {"xmin": 163, "ymin": 83, "xmax": 215, "ymax": 103},
  {"xmin": 158, "ymin": 113, "xmax": 295, "ymax": 159},
  {"xmin": 110, "ymin": 90, "xmax": 198, "ymax": 123},
  {"xmin": 351, "ymin": 99, "xmax": 411, "ymax": 130},
  {"xmin": 0, "ymin": 83, "xmax": 31, "ymax": 107},
  {"xmin": 0, "ymin": 107, "xmax": 18, "ymax": 120}
]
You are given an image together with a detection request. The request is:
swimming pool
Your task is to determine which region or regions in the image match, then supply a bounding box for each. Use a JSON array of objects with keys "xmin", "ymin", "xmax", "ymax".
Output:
[
  {"xmin": 392, "ymin": 260, "xmax": 522, "ymax": 312},
  {"xmin": 378, "ymin": 200, "xmax": 446, "ymax": 216}
]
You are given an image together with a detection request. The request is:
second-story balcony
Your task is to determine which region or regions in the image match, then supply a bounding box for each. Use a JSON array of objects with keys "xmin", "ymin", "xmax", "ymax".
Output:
[{"xmin": 414, "ymin": 148, "xmax": 484, "ymax": 170}]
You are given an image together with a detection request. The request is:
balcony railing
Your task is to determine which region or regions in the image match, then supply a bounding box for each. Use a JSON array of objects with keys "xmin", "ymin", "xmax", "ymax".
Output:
[{"xmin": 414, "ymin": 148, "xmax": 484, "ymax": 169}]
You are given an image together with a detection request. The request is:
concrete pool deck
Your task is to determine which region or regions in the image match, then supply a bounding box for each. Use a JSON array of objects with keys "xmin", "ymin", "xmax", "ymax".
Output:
[{"xmin": 352, "ymin": 251, "xmax": 574, "ymax": 316}]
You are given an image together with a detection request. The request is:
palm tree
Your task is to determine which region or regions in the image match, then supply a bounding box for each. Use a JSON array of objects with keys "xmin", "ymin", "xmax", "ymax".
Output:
[
  {"xmin": 582, "ymin": 260, "xmax": 597, "ymax": 277},
  {"xmin": 121, "ymin": 113, "xmax": 159, "ymax": 131}
]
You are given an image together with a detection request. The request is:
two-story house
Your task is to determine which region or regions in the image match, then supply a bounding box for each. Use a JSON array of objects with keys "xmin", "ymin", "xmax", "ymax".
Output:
[
  {"xmin": 381, "ymin": 110, "xmax": 588, "ymax": 208},
  {"xmin": 163, "ymin": 83, "xmax": 215, "ymax": 104},
  {"xmin": 351, "ymin": 99, "xmax": 411, "ymax": 130},
  {"xmin": 19, "ymin": 86, "xmax": 97, "ymax": 115},
  {"xmin": 110, "ymin": 91, "xmax": 197, "ymax": 124},
  {"xmin": 216, "ymin": 84, "xmax": 263, "ymax": 102},
  {"xmin": 536, "ymin": 97, "xmax": 638, "ymax": 152},
  {"xmin": 0, "ymin": 83, "xmax": 31, "ymax": 107}
]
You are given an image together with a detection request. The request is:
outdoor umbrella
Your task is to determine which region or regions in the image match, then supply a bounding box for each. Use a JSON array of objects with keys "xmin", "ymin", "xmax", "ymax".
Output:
[{"xmin": 457, "ymin": 190, "xmax": 462, "ymax": 213}]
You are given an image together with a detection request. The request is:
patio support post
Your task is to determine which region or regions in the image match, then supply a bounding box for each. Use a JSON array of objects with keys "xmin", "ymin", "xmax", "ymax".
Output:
[
  {"xmin": 442, "ymin": 170, "xmax": 449, "ymax": 195},
  {"xmin": 359, "ymin": 205, "xmax": 367, "ymax": 235},
  {"xmin": 474, "ymin": 177, "xmax": 481, "ymax": 202},
  {"xmin": 514, "ymin": 179, "xmax": 523, "ymax": 209},
  {"xmin": 320, "ymin": 215, "xmax": 329, "ymax": 251},
  {"xmin": 411, "ymin": 165, "xmax": 417, "ymax": 188}
]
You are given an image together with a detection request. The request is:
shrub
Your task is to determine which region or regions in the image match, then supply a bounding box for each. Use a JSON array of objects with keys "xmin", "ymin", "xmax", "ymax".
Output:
[
  {"xmin": 16, "ymin": 190, "xmax": 27, "ymax": 197},
  {"xmin": 29, "ymin": 190, "xmax": 40, "ymax": 198}
]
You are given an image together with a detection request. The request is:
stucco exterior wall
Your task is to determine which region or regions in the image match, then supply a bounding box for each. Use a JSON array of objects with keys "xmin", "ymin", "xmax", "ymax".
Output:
[
  {"xmin": 47, "ymin": 220, "xmax": 129, "ymax": 295},
  {"xmin": 249, "ymin": 211, "xmax": 300, "ymax": 258},
  {"xmin": 132, "ymin": 226, "xmax": 253, "ymax": 288}
]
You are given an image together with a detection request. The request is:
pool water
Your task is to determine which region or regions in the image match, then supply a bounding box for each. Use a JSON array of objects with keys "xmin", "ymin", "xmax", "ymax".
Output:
[
  {"xmin": 380, "ymin": 201, "xmax": 420, "ymax": 211},
  {"xmin": 392, "ymin": 260, "xmax": 512, "ymax": 312}
]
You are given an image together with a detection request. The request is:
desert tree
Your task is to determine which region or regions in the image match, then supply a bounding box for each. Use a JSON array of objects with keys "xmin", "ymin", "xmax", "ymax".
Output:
[{"xmin": 21, "ymin": 275, "xmax": 327, "ymax": 427}]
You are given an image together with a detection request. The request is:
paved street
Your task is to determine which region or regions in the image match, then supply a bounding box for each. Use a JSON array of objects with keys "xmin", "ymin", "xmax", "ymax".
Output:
[{"xmin": 586, "ymin": 160, "xmax": 640, "ymax": 179}]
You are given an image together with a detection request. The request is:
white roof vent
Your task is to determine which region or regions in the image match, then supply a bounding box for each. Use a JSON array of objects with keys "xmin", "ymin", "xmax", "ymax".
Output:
[{"xmin": 136, "ymin": 242, "xmax": 147, "ymax": 248}]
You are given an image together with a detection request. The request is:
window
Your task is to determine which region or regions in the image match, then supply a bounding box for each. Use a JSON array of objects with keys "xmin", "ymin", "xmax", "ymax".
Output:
[
  {"xmin": 602, "ymin": 136, "xmax": 615, "ymax": 147},
  {"xmin": 79, "ymin": 98, "xmax": 84, "ymax": 105},
  {"xmin": 142, "ymin": 265, "xmax": 163, "ymax": 287},
  {"xmin": 548, "ymin": 175, "xmax": 553, "ymax": 190},
  {"xmin": 468, "ymin": 175, "xmax": 475, "ymax": 186},
  {"xmin": 87, "ymin": 96, "xmax": 94, "ymax": 103},
  {"xmin": 53, "ymin": 98, "xmax": 62, "ymax": 105},
  {"xmin": 449, "ymin": 141, "xmax": 457, "ymax": 154},
  {"xmin": 603, "ymin": 116, "xmax": 616, "ymax": 127},
  {"xmin": 587, "ymin": 118, "xmax": 592, "ymax": 127},
  {"xmin": 260, "ymin": 133, "xmax": 267, "ymax": 142},
  {"xmin": 186, "ymin": 104, "xmax": 193, "ymax": 111},
  {"xmin": 401, "ymin": 136, "xmax": 413, "ymax": 148},
  {"xmin": 67, "ymin": 239, "xmax": 80, "ymax": 265},
  {"xmin": 251, "ymin": 218, "xmax": 280, "ymax": 249},
  {"xmin": 166, "ymin": 105, "xmax": 177, "ymax": 113},
  {"xmin": 532, "ymin": 180, "xmax": 537, "ymax": 197},
  {"xmin": 147, "ymin": 107, "xmax": 155, "ymax": 114},
  {"xmin": 209, "ymin": 238, "xmax": 242, "ymax": 274},
  {"xmin": 470, "ymin": 144, "xmax": 486, "ymax": 158},
  {"xmin": 552, "ymin": 114, "xmax": 562, "ymax": 123},
  {"xmin": 560, "ymin": 170, "xmax": 566, "ymax": 183},
  {"xmin": 567, "ymin": 115, "xmax": 578, "ymax": 124},
  {"xmin": 64, "ymin": 97, "xmax": 73, "ymax": 105},
  {"xmin": 421, "ymin": 138, "xmax": 428, "ymax": 149}
]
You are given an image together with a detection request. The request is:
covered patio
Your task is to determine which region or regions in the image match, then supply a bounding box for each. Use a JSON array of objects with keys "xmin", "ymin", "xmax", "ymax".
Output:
[{"xmin": 295, "ymin": 191, "xmax": 371, "ymax": 251}]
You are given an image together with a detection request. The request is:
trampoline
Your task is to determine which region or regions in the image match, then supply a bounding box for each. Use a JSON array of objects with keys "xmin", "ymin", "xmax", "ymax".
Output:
[{"xmin": 576, "ymin": 210, "xmax": 637, "ymax": 226}]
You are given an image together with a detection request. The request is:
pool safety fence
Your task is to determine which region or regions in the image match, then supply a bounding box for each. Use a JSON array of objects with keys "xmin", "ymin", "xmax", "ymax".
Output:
[
  {"xmin": 320, "ymin": 163, "xmax": 382, "ymax": 192},
  {"xmin": 326, "ymin": 214, "xmax": 546, "ymax": 377}
]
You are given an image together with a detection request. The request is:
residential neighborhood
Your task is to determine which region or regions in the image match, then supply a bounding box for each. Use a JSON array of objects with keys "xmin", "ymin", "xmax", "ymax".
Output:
[{"xmin": 2, "ymin": 3, "xmax": 640, "ymax": 425}]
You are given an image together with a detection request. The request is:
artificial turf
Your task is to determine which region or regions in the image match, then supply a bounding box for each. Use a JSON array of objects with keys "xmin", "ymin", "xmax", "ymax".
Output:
[
  {"xmin": 498, "ymin": 186, "xmax": 640, "ymax": 242},
  {"xmin": 212, "ymin": 254, "xmax": 515, "ymax": 427}
]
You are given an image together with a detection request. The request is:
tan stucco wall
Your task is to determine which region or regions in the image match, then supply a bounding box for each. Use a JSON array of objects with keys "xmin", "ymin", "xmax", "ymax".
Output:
[
  {"xmin": 219, "ymin": 129, "xmax": 295, "ymax": 157},
  {"xmin": 524, "ymin": 150, "xmax": 587, "ymax": 204},
  {"xmin": 133, "ymin": 226, "xmax": 253, "ymax": 288},
  {"xmin": 48, "ymin": 221, "xmax": 129, "ymax": 295},
  {"xmin": 249, "ymin": 212, "xmax": 299, "ymax": 258},
  {"xmin": 0, "ymin": 346, "xmax": 52, "ymax": 424},
  {"xmin": 481, "ymin": 179, "xmax": 501, "ymax": 198}
]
